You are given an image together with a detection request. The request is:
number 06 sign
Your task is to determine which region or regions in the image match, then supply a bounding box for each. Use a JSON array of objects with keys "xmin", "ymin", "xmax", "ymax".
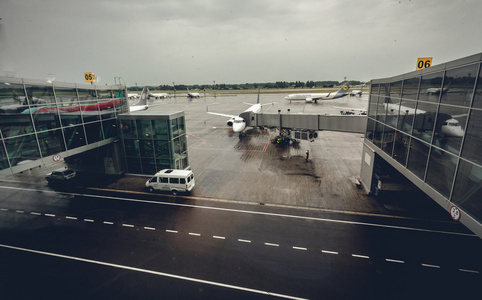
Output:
[{"xmin": 416, "ymin": 57, "xmax": 432, "ymax": 70}]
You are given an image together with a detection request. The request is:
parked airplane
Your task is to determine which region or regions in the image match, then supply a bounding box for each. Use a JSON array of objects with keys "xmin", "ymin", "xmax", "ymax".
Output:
[
  {"xmin": 147, "ymin": 88, "xmax": 169, "ymax": 99},
  {"xmin": 350, "ymin": 90, "xmax": 362, "ymax": 97},
  {"xmin": 285, "ymin": 82, "xmax": 350, "ymax": 103},
  {"xmin": 187, "ymin": 88, "xmax": 200, "ymax": 98},
  {"xmin": 129, "ymin": 87, "xmax": 149, "ymax": 112},
  {"xmin": 128, "ymin": 93, "xmax": 139, "ymax": 99},
  {"xmin": 207, "ymin": 89, "xmax": 272, "ymax": 138}
]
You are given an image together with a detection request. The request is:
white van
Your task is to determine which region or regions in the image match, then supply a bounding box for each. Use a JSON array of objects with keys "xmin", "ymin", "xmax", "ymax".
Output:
[{"xmin": 145, "ymin": 169, "xmax": 195, "ymax": 195}]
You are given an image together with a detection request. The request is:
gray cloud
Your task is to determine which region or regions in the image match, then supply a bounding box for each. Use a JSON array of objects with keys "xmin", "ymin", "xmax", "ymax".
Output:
[{"xmin": 1, "ymin": 0, "xmax": 482, "ymax": 86}]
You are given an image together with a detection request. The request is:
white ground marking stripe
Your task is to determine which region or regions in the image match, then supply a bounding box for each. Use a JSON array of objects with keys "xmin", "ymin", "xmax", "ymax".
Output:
[
  {"xmin": 265, "ymin": 243, "xmax": 279, "ymax": 247},
  {"xmin": 321, "ymin": 250, "xmax": 338, "ymax": 255},
  {"xmin": 45, "ymin": 214, "xmax": 55, "ymax": 217},
  {"xmin": 189, "ymin": 233, "xmax": 201, "ymax": 236},
  {"xmin": 122, "ymin": 224, "xmax": 134, "ymax": 228},
  {"xmin": 422, "ymin": 263, "xmax": 440, "ymax": 268},
  {"xmin": 65, "ymin": 216, "xmax": 77, "ymax": 220},
  {"xmin": 144, "ymin": 227, "xmax": 155, "ymax": 230},
  {"xmin": 30, "ymin": 212, "xmax": 41, "ymax": 215},
  {"xmin": 213, "ymin": 236, "xmax": 225, "ymax": 239},
  {"xmin": 84, "ymin": 219, "xmax": 94, "ymax": 223},
  {"xmin": 458, "ymin": 268, "xmax": 479, "ymax": 274},
  {"xmin": 238, "ymin": 239, "xmax": 251, "ymax": 243},
  {"xmin": 0, "ymin": 186, "xmax": 476, "ymax": 237},
  {"xmin": 292, "ymin": 246, "xmax": 307, "ymax": 251},
  {"xmin": 103, "ymin": 221, "xmax": 114, "ymax": 225},
  {"xmin": 0, "ymin": 243, "xmax": 307, "ymax": 300},
  {"xmin": 386, "ymin": 258, "xmax": 405, "ymax": 264},
  {"xmin": 166, "ymin": 230, "xmax": 178, "ymax": 233},
  {"xmin": 352, "ymin": 254, "xmax": 369, "ymax": 259}
]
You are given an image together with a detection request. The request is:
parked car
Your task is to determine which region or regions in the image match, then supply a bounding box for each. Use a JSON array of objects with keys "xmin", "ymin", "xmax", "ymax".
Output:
[{"xmin": 46, "ymin": 168, "xmax": 76, "ymax": 184}]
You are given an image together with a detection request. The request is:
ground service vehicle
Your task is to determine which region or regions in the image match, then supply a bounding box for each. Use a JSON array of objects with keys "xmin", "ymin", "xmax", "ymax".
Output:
[
  {"xmin": 46, "ymin": 168, "xmax": 76, "ymax": 184},
  {"xmin": 145, "ymin": 169, "xmax": 195, "ymax": 195}
]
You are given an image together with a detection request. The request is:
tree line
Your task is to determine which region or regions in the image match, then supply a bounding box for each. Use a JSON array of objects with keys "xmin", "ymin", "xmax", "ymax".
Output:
[{"xmin": 128, "ymin": 80, "xmax": 366, "ymax": 91}]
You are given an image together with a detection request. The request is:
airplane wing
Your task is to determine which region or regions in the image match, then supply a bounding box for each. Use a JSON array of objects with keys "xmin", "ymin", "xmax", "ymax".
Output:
[
  {"xmin": 207, "ymin": 111, "xmax": 237, "ymax": 118},
  {"xmin": 129, "ymin": 105, "xmax": 148, "ymax": 112}
]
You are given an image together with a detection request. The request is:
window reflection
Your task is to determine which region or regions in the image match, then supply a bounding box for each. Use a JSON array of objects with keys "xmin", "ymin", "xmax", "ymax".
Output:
[
  {"xmin": 368, "ymin": 95, "xmax": 378, "ymax": 118},
  {"xmin": 441, "ymin": 64, "xmax": 478, "ymax": 107},
  {"xmin": 4, "ymin": 134, "xmax": 41, "ymax": 166},
  {"xmin": 426, "ymin": 147, "xmax": 457, "ymax": 198},
  {"xmin": 401, "ymin": 77, "xmax": 420, "ymax": 100},
  {"xmin": 381, "ymin": 125, "xmax": 394, "ymax": 156},
  {"xmin": 407, "ymin": 138, "xmax": 430, "ymax": 180},
  {"xmin": 389, "ymin": 81, "xmax": 402, "ymax": 98},
  {"xmin": 392, "ymin": 131, "xmax": 410, "ymax": 166},
  {"xmin": 397, "ymin": 100, "xmax": 416, "ymax": 134},
  {"xmin": 471, "ymin": 63, "xmax": 482, "ymax": 108},
  {"xmin": 452, "ymin": 160, "xmax": 482, "ymax": 223},
  {"xmin": 461, "ymin": 109, "xmax": 482, "ymax": 165},
  {"xmin": 418, "ymin": 72, "xmax": 443, "ymax": 103},
  {"xmin": 432, "ymin": 105, "xmax": 468, "ymax": 155},
  {"xmin": 412, "ymin": 102, "xmax": 438, "ymax": 143}
]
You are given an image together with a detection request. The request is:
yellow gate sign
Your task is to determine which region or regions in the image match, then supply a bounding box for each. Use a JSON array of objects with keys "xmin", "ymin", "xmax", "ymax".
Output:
[
  {"xmin": 84, "ymin": 72, "xmax": 96, "ymax": 82},
  {"xmin": 416, "ymin": 58, "xmax": 432, "ymax": 70}
]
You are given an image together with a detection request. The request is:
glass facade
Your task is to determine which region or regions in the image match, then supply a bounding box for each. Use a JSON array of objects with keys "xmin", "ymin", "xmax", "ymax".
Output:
[
  {"xmin": 366, "ymin": 56, "xmax": 482, "ymax": 225},
  {"xmin": 0, "ymin": 77, "xmax": 128, "ymax": 175},
  {"xmin": 119, "ymin": 113, "xmax": 188, "ymax": 175}
]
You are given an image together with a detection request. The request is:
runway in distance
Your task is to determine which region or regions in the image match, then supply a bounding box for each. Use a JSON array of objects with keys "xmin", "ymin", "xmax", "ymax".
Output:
[
  {"xmin": 207, "ymin": 89, "xmax": 273, "ymax": 138},
  {"xmin": 285, "ymin": 82, "xmax": 350, "ymax": 103}
]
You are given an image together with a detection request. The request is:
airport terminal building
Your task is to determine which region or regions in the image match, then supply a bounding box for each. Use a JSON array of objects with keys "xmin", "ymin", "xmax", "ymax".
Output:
[
  {"xmin": 360, "ymin": 53, "xmax": 482, "ymax": 237},
  {"xmin": 0, "ymin": 77, "xmax": 188, "ymax": 178}
]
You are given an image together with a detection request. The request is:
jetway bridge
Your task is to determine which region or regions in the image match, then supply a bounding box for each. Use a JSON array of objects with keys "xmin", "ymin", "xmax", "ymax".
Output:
[{"xmin": 240, "ymin": 111, "xmax": 367, "ymax": 136}]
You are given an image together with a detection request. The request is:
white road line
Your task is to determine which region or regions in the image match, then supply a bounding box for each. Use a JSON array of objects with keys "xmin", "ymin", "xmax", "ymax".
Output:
[
  {"xmin": 45, "ymin": 214, "xmax": 55, "ymax": 217},
  {"xmin": 0, "ymin": 208, "xmax": 8, "ymax": 211},
  {"xmin": 458, "ymin": 268, "xmax": 479, "ymax": 274},
  {"xmin": 103, "ymin": 221, "xmax": 114, "ymax": 225},
  {"xmin": 144, "ymin": 227, "xmax": 155, "ymax": 230},
  {"xmin": 166, "ymin": 229, "xmax": 178, "ymax": 233},
  {"xmin": 1, "ymin": 185, "xmax": 476, "ymax": 237},
  {"xmin": 0, "ymin": 243, "xmax": 308, "ymax": 300},
  {"xmin": 238, "ymin": 239, "xmax": 251, "ymax": 243},
  {"xmin": 189, "ymin": 233, "xmax": 201, "ymax": 236},
  {"xmin": 352, "ymin": 254, "xmax": 369, "ymax": 259},
  {"xmin": 65, "ymin": 216, "xmax": 77, "ymax": 220},
  {"xmin": 213, "ymin": 236, "xmax": 225, "ymax": 240},
  {"xmin": 84, "ymin": 219, "xmax": 94, "ymax": 223},
  {"xmin": 321, "ymin": 250, "xmax": 338, "ymax": 255},
  {"xmin": 122, "ymin": 224, "xmax": 134, "ymax": 228},
  {"xmin": 422, "ymin": 263, "xmax": 440, "ymax": 268},
  {"xmin": 30, "ymin": 212, "xmax": 41, "ymax": 215},
  {"xmin": 293, "ymin": 246, "xmax": 307, "ymax": 251},
  {"xmin": 386, "ymin": 258, "xmax": 405, "ymax": 264},
  {"xmin": 265, "ymin": 243, "xmax": 279, "ymax": 247},
  {"xmin": 16, "ymin": 210, "xmax": 24, "ymax": 213}
]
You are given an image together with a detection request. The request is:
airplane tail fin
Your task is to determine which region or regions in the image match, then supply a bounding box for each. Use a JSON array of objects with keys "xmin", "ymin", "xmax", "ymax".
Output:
[
  {"xmin": 337, "ymin": 82, "xmax": 350, "ymax": 95},
  {"xmin": 134, "ymin": 87, "xmax": 148, "ymax": 106}
]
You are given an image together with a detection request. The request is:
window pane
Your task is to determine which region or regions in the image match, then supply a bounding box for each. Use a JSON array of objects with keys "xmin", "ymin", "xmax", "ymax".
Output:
[
  {"xmin": 370, "ymin": 83, "xmax": 379, "ymax": 95},
  {"xmin": 407, "ymin": 138, "xmax": 430, "ymax": 180},
  {"xmin": 452, "ymin": 160, "xmax": 482, "ymax": 223},
  {"xmin": 376, "ymin": 96, "xmax": 387, "ymax": 122},
  {"xmin": 418, "ymin": 72, "xmax": 443, "ymax": 103},
  {"xmin": 401, "ymin": 77, "xmax": 420, "ymax": 100},
  {"xmin": 367, "ymin": 95, "xmax": 378, "ymax": 118},
  {"xmin": 397, "ymin": 100, "xmax": 416, "ymax": 134},
  {"xmin": 381, "ymin": 125, "xmax": 394, "ymax": 156},
  {"xmin": 84, "ymin": 122, "xmax": 103, "ymax": 143},
  {"xmin": 4, "ymin": 134, "xmax": 41, "ymax": 167},
  {"xmin": 412, "ymin": 102, "xmax": 437, "ymax": 143},
  {"xmin": 441, "ymin": 64, "xmax": 478, "ymax": 107},
  {"xmin": 120, "ymin": 120, "xmax": 137, "ymax": 139},
  {"xmin": 432, "ymin": 105, "xmax": 468, "ymax": 155},
  {"xmin": 385, "ymin": 98, "xmax": 401, "ymax": 128},
  {"xmin": 365, "ymin": 118, "xmax": 375, "ymax": 141},
  {"xmin": 152, "ymin": 119, "xmax": 169, "ymax": 140},
  {"xmin": 372, "ymin": 122, "xmax": 383, "ymax": 148},
  {"xmin": 389, "ymin": 80, "xmax": 402, "ymax": 98},
  {"xmin": 461, "ymin": 109, "xmax": 482, "ymax": 165},
  {"xmin": 426, "ymin": 148, "xmax": 457, "ymax": 198},
  {"xmin": 37, "ymin": 129, "xmax": 65, "ymax": 157},
  {"xmin": 63, "ymin": 125, "xmax": 86, "ymax": 149},
  {"xmin": 472, "ymin": 63, "xmax": 482, "ymax": 108},
  {"xmin": 393, "ymin": 131, "xmax": 410, "ymax": 166},
  {"xmin": 55, "ymin": 87, "xmax": 83, "ymax": 127}
]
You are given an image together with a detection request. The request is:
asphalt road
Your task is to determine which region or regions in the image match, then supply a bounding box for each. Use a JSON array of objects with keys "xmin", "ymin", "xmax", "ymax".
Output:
[{"xmin": 0, "ymin": 181, "xmax": 480, "ymax": 300}]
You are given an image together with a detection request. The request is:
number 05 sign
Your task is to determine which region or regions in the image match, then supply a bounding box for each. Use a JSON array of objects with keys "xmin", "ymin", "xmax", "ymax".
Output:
[{"xmin": 416, "ymin": 57, "xmax": 432, "ymax": 70}]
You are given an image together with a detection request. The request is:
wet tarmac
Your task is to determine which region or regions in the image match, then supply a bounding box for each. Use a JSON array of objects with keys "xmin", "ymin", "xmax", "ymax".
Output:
[{"xmin": 5, "ymin": 92, "xmax": 452, "ymax": 220}]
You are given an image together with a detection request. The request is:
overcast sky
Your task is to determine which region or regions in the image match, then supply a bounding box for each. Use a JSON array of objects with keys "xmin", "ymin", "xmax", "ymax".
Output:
[{"xmin": 1, "ymin": 0, "xmax": 482, "ymax": 86}]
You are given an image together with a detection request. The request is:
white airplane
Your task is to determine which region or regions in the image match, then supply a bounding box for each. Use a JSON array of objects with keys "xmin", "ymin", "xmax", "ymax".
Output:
[
  {"xmin": 285, "ymin": 82, "xmax": 350, "ymax": 103},
  {"xmin": 187, "ymin": 88, "xmax": 200, "ymax": 98},
  {"xmin": 350, "ymin": 90, "xmax": 362, "ymax": 96},
  {"xmin": 129, "ymin": 87, "xmax": 149, "ymax": 112},
  {"xmin": 147, "ymin": 88, "xmax": 169, "ymax": 99},
  {"xmin": 333, "ymin": 106, "xmax": 367, "ymax": 115},
  {"xmin": 384, "ymin": 101, "xmax": 464, "ymax": 137},
  {"xmin": 207, "ymin": 89, "xmax": 272, "ymax": 138},
  {"xmin": 128, "ymin": 93, "xmax": 139, "ymax": 99}
]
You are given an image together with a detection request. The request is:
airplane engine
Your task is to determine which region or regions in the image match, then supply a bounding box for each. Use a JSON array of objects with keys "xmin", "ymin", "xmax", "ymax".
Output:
[
  {"xmin": 227, "ymin": 118, "xmax": 234, "ymax": 127},
  {"xmin": 305, "ymin": 98, "xmax": 313, "ymax": 103}
]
